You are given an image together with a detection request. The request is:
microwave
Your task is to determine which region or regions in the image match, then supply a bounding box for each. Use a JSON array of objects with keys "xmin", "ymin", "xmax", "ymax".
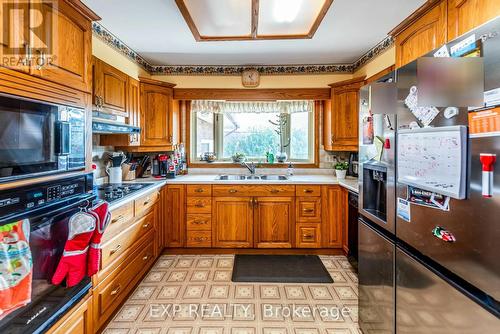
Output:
[{"xmin": 0, "ymin": 95, "xmax": 86, "ymax": 182}]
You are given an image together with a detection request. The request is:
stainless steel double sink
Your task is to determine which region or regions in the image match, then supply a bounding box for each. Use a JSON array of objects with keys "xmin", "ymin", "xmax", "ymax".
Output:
[{"xmin": 215, "ymin": 174, "xmax": 289, "ymax": 181}]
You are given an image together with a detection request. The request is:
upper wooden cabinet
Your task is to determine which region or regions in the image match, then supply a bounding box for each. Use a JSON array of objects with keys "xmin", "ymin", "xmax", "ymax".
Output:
[
  {"xmin": 140, "ymin": 77, "xmax": 178, "ymax": 147},
  {"xmin": 0, "ymin": 0, "xmax": 98, "ymax": 93},
  {"xmin": 92, "ymin": 57, "xmax": 128, "ymax": 116},
  {"xmin": 392, "ymin": 0, "xmax": 447, "ymax": 68},
  {"xmin": 254, "ymin": 197, "xmax": 295, "ymax": 248},
  {"xmin": 325, "ymin": 77, "xmax": 365, "ymax": 152},
  {"xmin": 392, "ymin": 0, "xmax": 500, "ymax": 68},
  {"xmin": 447, "ymin": 0, "xmax": 500, "ymax": 40}
]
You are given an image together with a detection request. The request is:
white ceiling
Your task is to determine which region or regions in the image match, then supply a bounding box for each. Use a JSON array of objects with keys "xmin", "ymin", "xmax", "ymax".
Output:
[{"xmin": 83, "ymin": 0, "xmax": 425, "ymax": 66}]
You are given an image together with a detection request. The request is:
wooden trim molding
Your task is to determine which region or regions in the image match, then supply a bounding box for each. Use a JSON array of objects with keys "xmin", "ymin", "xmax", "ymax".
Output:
[
  {"xmin": 388, "ymin": 0, "xmax": 443, "ymax": 37},
  {"xmin": 174, "ymin": 88, "xmax": 331, "ymax": 101},
  {"xmin": 328, "ymin": 76, "xmax": 366, "ymax": 88},
  {"xmin": 175, "ymin": 0, "xmax": 334, "ymax": 41},
  {"xmin": 139, "ymin": 77, "xmax": 176, "ymax": 88},
  {"xmin": 64, "ymin": 0, "xmax": 101, "ymax": 21},
  {"xmin": 365, "ymin": 65, "xmax": 395, "ymax": 84}
]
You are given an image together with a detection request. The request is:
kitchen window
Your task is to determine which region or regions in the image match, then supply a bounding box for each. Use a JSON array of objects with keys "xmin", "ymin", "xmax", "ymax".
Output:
[{"xmin": 190, "ymin": 100, "xmax": 315, "ymax": 163}]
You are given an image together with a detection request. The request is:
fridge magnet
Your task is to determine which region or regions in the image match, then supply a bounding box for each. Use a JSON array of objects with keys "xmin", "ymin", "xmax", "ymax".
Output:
[
  {"xmin": 450, "ymin": 34, "xmax": 476, "ymax": 57},
  {"xmin": 468, "ymin": 108, "xmax": 500, "ymax": 138},
  {"xmin": 444, "ymin": 107, "xmax": 459, "ymax": 119},
  {"xmin": 407, "ymin": 186, "xmax": 450, "ymax": 211},
  {"xmin": 362, "ymin": 115, "xmax": 374, "ymax": 144},
  {"xmin": 397, "ymin": 198, "xmax": 411, "ymax": 222},
  {"xmin": 433, "ymin": 45, "xmax": 450, "ymax": 58},
  {"xmin": 404, "ymin": 86, "xmax": 440, "ymax": 127},
  {"xmin": 479, "ymin": 153, "xmax": 496, "ymax": 197}
]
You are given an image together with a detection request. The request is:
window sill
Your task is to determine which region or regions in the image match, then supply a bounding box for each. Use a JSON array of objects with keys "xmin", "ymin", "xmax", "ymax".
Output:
[{"xmin": 188, "ymin": 162, "xmax": 319, "ymax": 168}]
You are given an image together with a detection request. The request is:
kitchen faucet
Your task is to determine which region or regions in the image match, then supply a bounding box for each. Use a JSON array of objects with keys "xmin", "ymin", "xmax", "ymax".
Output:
[{"xmin": 241, "ymin": 161, "xmax": 257, "ymax": 175}]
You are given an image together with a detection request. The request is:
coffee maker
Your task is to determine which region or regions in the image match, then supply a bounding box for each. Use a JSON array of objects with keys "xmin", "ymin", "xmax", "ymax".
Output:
[{"xmin": 347, "ymin": 152, "xmax": 359, "ymax": 177}]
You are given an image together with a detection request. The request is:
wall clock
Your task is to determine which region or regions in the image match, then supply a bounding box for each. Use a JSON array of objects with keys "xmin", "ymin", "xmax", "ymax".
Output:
[{"xmin": 241, "ymin": 69, "xmax": 260, "ymax": 88}]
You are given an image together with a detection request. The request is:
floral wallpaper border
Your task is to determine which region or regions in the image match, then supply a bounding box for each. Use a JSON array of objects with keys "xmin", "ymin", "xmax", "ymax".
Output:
[{"xmin": 92, "ymin": 22, "xmax": 393, "ymax": 76}]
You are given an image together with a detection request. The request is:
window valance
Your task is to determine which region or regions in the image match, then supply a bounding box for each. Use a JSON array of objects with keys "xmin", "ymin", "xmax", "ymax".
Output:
[{"xmin": 191, "ymin": 100, "xmax": 313, "ymax": 114}]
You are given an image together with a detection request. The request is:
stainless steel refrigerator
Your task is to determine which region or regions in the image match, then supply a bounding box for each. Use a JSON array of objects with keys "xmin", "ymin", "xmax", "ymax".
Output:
[
  {"xmin": 358, "ymin": 72, "xmax": 397, "ymax": 334},
  {"xmin": 394, "ymin": 18, "xmax": 500, "ymax": 333}
]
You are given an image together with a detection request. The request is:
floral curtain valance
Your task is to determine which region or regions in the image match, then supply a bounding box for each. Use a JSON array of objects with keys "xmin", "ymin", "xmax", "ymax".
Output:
[{"xmin": 191, "ymin": 100, "xmax": 313, "ymax": 114}]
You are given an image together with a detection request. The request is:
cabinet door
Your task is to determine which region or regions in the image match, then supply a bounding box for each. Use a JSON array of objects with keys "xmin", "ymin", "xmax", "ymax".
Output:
[
  {"xmin": 213, "ymin": 197, "xmax": 253, "ymax": 248},
  {"xmin": 395, "ymin": 1, "xmax": 447, "ymax": 68},
  {"xmin": 163, "ymin": 185, "xmax": 185, "ymax": 248},
  {"xmin": 0, "ymin": 1, "xmax": 30, "ymax": 73},
  {"xmin": 93, "ymin": 57, "xmax": 128, "ymax": 116},
  {"xmin": 30, "ymin": 0, "xmax": 92, "ymax": 93},
  {"xmin": 140, "ymin": 82, "xmax": 174, "ymax": 146},
  {"xmin": 323, "ymin": 99, "xmax": 333, "ymax": 151},
  {"xmin": 46, "ymin": 295, "xmax": 93, "ymax": 334},
  {"xmin": 321, "ymin": 185, "xmax": 344, "ymax": 248},
  {"xmin": 332, "ymin": 90, "xmax": 359, "ymax": 151},
  {"xmin": 254, "ymin": 197, "xmax": 294, "ymax": 248},
  {"xmin": 447, "ymin": 0, "xmax": 500, "ymax": 40},
  {"xmin": 127, "ymin": 77, "xmax": 140, "ymax": 145}
]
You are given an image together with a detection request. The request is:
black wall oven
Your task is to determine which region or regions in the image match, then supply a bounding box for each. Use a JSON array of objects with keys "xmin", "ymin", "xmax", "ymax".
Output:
[
  {"xmin": 0, "ymin": 95, "xmax": 86, "ymax": 182},
  {"xmin": 0, "ymin": 174, "xmax": 94, "ymax": 334}
]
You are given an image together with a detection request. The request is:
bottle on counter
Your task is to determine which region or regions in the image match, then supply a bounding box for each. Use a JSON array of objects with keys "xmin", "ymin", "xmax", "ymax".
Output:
[{"xmin": 287, "ymin": 163, "xmax": 294, "ymax": 177}]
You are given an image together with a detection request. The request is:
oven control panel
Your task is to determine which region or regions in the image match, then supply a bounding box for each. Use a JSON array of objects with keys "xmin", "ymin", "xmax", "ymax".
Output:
[{"xmin": 0, "ymin": 173, "xmax": 93, "ymax": 221}]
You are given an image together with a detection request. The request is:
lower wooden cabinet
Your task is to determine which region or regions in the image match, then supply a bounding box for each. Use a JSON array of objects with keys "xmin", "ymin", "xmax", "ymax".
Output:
[
  {"xmin": 254, "ymin": 197, "xmax": 294, "ymax": 248},
  {"xmin": 46, "ymin": 294, "xmax": 93, "ymax": 334},
  {"xmin": 212, "ymin": 197, "xmax": 254, "ymax": 248},
  {"xmin": 163, "ymin": 185, "xmax": 186, "ymax": 248},
  {"xmin": 296, "ymin": 223, "xmax": 322, "ymax": 248},
  {"xmin": 321, "ymin": 185, "xmax": 344, "ymax": 248}
]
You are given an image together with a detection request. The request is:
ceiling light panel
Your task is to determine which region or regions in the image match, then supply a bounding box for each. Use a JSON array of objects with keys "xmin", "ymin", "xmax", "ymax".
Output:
[
  {"xmin": 258, "ymin": 0, "xmax": 327, "ymax": 36},
  {"xmin": 184, "ymin": 0, "xmax": 252, "ymax": 37}
]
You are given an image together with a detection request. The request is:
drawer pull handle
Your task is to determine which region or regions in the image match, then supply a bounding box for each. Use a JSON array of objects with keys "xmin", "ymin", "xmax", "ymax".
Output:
[
  {"xmin": 194, "ymin": 237, "xmax": 208, "ymax": 242},
  {"xmin": 110, "ymin": 285, "xmax": 121, "ymax": 296},
  {"xmin": 302, "ymin": 234, "xmax": 314, "ymax": 240},
  {"xmin": 142, "ymin": 223, "xmax": 150, "ymax": 229},
  {"xmin": 143, "ymin": 200, "xmax": 150, "ymax": 206},
  {"xmin": 304, "ymin": 189, "xmax": 314, "ymax": 193},
  {"xmin": 142, "ymin": 255, "xmax": 149, "ymax": 261},
  {"xmin": 195, "ymin": 202, "xmax": 205, "ymax": 208},
  {"xmin": 270, "ymin": 189, "xmax": 279, "ymax": 193},
  {"xmin": 195, "ymin": 188, "xmax": 204, "ymax": 193},
  {"xmin": 193, "ymin": 220, "xmax": 206, "ymax": 225},
  {"xmin": 110, "ymin": 244, "xmax": 121, "ymax": 255},
  {"xmin": 111, "ymin": 215, "xmax": 125, "ymax": 224},
  {"xmin": 303, "ymin": 208, "xmax": 315, "ymax": 213},
  {"xmin": 228, "ymin": 189, "xmax": 238, "ymax": 193}
]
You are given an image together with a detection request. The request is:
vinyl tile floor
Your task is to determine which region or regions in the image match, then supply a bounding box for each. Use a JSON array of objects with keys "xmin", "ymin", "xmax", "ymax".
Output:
[{"xmin": 104, "ymin": 255, "xmax": 360, "ymax": 334}]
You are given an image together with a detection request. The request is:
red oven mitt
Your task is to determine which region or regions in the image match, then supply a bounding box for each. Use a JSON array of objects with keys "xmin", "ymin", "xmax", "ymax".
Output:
[
  {"xmin": 87, "ymin": 201, "xmax": 111, "ymax": 276},
  {"xmin": 51, "ymin": 212, "xmax": 96, "ymax": 287}
]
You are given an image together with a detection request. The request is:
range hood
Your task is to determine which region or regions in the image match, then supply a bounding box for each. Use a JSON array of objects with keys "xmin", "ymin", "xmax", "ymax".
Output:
[{"xmin": 92, "ymin": 119, "xmax": 140, "ymax": 134}]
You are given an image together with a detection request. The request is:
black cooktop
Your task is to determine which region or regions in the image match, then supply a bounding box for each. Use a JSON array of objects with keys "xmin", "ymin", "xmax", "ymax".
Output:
[{"xmin": 96, "ymin": 183, "xmax": 153, "ymax": 204}]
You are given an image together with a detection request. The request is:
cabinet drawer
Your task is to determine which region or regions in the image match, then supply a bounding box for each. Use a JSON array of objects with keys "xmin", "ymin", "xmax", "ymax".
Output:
[
  {"xmin": 186, "ymin": 197, "xmax": 212, "ymax": 213},
  {"xmin": 186, "ymin": 214, "xmax": 212, "ymax": 231},
  {"xmin": 296, "ymin": 185, "xmax": 321, "ymax": 197},
  {"xmin": 296, "ymin": 223, "xmax": 321, "ymax": 248},
  {"xmin": 186, "ymin": 231, "xmax": 212, "ymax": 247},
  {"xmin": 94, "ymin": 232, "xmax": 155, "ymax": 329},
  {"xmin": 212, "ymin": 185, "xmax": 295, "ymax": 197},
  {"xmin": 103, "ymin": 202, "xmax": 135, "ymax": 243},
  {"xmin": 134, "ymin": 190, "xmax": 159, "ymax": 217},
  {"xmin": 186, "ymin": 185, "xmax": 212, "ymax": 197},
  {"xmin": 296, "ymin": 197, "xmax": 321, "ymax": 223},
  {"xmin": 101, "ymin": 210, "xmax": 155, "ymax": 269}
]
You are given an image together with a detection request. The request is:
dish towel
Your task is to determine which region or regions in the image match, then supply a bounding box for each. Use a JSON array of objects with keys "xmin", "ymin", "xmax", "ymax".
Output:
[{"xmin": 0, "ymin": 219, "xmax": 32, "ymax": 320}]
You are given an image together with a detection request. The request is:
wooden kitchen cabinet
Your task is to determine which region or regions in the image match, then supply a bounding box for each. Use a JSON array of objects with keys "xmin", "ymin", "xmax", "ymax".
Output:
[
  {"xmin": 447, "ymin": 0, "xmax": 500, "ymax": 40},
  {"xmin": 321, "ymin": 185, "xmax": 344, "ymax": 248},
  {"xmin": 140, "ymin": 77, "xmax": 178, "ymax": 147},
  {"xmin": 254, "ymin": 197, "xmax": 295, "ymax": 248},
  {"xmin": 163, "ymin": 185, "xmax": 186, "ymax": 248},
  {"xmin": 326, "ymin": 77, "xmax": 365, "ymax": 151},
  {"xmin": 92, "ymin": 57, "xmax": 128, "ymax": 116},
  {"xmin": 46, "ymin": 294, "xmax": 93, "ymax": 334},
  {"xmin": 212, "ymin": 197, "xmax": 254, "ymax": 248}
]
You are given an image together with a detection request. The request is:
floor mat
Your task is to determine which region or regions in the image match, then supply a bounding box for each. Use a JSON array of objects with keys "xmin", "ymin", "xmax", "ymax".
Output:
[{"xmin": 232, "ymin": 254, "xmax": 333, "ymax": 283}]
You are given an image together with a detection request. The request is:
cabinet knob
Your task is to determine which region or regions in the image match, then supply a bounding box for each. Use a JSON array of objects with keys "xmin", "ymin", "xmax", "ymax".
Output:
[
  {"xmin": 195, "ymin": 202, "xmax": 205, "ymax": 208},
  {"xmin": 303, "ymin": 208, "xmax": 314, "ymax": 213},
  {"xmin": 142, "ymin": 255, "xmax": 149, "ymax": 261},
  {"xmin": 302, "ymin": 234, "xmax": 314, "ymax": 240},
  {"xmin": 194, "ymin": 237, "xmax": 208, "ymax": 242},
  {"xmin": 270, "ymin": 189, "xmax": 279, "ymax": 194},
  {"xmin": 142, "ymin": 223, "xmax": 150, "ymax": 229},
  {"xmin": 169, "ymin": 135, "xmax": 173, "ymax": 143},
  {"xmin": 304, "ymin": 189, "xmax": 314, "ymax": 193},
  {"xmin": 193, "ymin": 220, "xmax": 206, "ymax": 225},
  {"xmin": 195, "ymin": 188, "xmax": 204, "ymax": 193},
  {"xmin": 228, "ymin": 189, "xmax": 238, "ymax": 193}
]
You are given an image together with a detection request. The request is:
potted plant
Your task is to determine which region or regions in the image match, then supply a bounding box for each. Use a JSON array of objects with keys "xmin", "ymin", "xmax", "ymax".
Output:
[
  {"xmin": 334, "ymin": 161, "xmax": 349, "ymax": 179},
  {"xmin": 232, "ymin": 152, "xmax": 246, "ymax": 163}
]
